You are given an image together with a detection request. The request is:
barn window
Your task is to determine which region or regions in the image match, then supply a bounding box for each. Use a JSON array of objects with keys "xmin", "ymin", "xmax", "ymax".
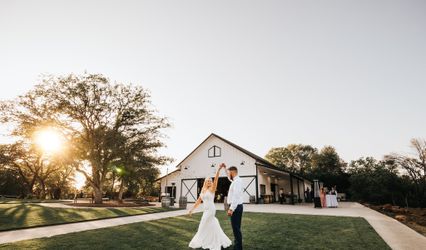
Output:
[{"xmin": 208, "ymin": 146, "xmax": 221, "ymax": 158}]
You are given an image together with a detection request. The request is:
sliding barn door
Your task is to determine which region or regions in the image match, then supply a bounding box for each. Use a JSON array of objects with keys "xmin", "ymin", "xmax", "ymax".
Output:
[
  {"xmin": 181, "ymin": 179, "xmax": 198, "ymax": 202},
  {"xmin": 240, "ymin": 176, "xmax": 256, "ymax": 203}
]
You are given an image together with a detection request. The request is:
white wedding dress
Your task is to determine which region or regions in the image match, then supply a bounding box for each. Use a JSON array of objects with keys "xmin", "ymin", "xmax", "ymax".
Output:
[{"xmin": 189, "ymin": 190, "xmax": 232, "ymax": 250}]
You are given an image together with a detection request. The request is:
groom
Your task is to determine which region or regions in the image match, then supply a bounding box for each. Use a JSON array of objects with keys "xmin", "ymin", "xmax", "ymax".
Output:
[{"xmin": 222, "ymin": 164, "xmax": 244, "ymax": 250}]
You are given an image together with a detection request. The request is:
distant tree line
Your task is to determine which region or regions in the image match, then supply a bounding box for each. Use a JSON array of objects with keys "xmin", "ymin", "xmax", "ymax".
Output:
[
  {"xmin": 265, "ymin": 140, "xmax": 426, "ymax": 208},
  {"xmin": 0, "ymin": 73, "xmax": 170, "ymax": 203}
]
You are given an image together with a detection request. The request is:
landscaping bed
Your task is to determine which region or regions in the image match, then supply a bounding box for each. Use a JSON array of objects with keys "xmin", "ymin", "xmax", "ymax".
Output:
[{"xmin": 365, "ymin": 203, "xmax": 426, "ymax": 236}]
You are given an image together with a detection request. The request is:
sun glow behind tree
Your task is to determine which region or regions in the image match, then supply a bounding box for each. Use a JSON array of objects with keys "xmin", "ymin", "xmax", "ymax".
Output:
[
  {"xmin": 0, "ymin": 73, "xmax": 170, "ymax": 203},
  {"xmin": 73, "ymin": 172, "xmax": 87, "ymax": 190},
  {"xmin": 33, "ymin": 128, "xmax": 64, "ymax": 155}
]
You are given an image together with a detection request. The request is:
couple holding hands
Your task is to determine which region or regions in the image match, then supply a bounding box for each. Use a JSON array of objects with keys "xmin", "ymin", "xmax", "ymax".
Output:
[{"xmin": 188, "ymin": 163, "xmax": 244, "ymax": 250}]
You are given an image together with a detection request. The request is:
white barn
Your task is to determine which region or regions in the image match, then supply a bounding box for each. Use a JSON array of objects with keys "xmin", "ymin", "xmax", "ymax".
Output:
[{"xmin": 158, "ymin": 134, "xmax": 312, "ymax": 204}]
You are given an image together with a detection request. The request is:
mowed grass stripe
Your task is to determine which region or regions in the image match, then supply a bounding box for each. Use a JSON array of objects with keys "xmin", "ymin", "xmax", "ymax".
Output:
[
  {"xmin": 0, "ymin": 212, "xmax": 390, "ymax": 250},
  {"xmin": 0, "ymin": 204, "xmax": 174, "ymax": 231}
]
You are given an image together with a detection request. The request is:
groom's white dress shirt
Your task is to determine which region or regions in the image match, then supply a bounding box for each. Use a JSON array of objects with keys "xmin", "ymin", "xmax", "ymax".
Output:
[{"xmin": 227, "ymin": 176, "xmax": 244, "ymax": 211}]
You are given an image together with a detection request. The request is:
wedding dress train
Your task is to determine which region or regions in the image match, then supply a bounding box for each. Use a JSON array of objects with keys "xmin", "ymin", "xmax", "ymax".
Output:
[{"xmin": 189, "ymin": 190, "xmax": 232, "ymax": 250}]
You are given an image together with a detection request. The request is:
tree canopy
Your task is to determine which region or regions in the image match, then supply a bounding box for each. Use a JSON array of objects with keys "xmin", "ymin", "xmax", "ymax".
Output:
[
  {"xmin": 265, "ymin": 144, "xmax": 317, "ymax": 174},
  {"xmin": 0, "ymin": 73, "xmax": 170, "ymax": 203},
  {"xmin": 265, "ymin": 144, "xmax": 349, "ymax": 192},
  {"xmin": 266, "ymin": 140, "xmax": 426, "ymax": 207}
]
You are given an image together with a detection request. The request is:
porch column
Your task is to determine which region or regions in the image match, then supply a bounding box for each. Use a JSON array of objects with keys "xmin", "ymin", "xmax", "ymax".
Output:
[
  {"xmin": 302, "ymin": 181, "xmax": 306, "ymax": 202},
  {"xmin": 290, "ymin": 174, "xmax": 294, "ymax": 205},
  {"xmin": 255, "ymin": 164, "xmax": 259, "ymax": 204},
  {"xmin": 297, "ymin": 178, "xmax": 301, "ymax": 203},
  {"xmin": 158, "ymin": 181, "xmax": 162, "ymax": 201}
]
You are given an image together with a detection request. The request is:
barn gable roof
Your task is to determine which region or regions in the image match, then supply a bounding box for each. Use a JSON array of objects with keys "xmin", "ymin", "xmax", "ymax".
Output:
[{"xmin": 157, "ymin": 133, "xmax": 309, "ymax": 182}]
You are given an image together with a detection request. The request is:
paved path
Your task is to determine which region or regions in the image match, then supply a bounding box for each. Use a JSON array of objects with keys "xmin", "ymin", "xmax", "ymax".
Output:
[
  {"xmin": 1, "ymin": 202, "xmax": 425, "ymax": 249},
  {"xmin": 223, "ymin": 202, "xmax": 426, "ymax": 250},
  {"xmin": 0, "ymin": 209, "xmax": 188, "ymax": 245}
]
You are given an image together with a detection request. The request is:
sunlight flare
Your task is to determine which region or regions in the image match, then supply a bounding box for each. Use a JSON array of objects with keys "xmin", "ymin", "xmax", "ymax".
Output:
[
  {"xmin": 34, "ymin": 128, "xmax": 64, "ymax": 154},
  {"xmin": 74, "ymin": 172, "xmax": 87, "ymax": 190}
]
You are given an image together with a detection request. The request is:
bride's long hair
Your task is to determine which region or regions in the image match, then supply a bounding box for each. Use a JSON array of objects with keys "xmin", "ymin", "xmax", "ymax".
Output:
[{"xmin": 201, "ymin": 177, "xmax": 213, "ymax": 193}]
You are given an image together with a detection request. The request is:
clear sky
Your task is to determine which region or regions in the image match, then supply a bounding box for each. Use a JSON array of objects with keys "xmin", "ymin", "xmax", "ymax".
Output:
[{"xmin": 1, "ymin": 0, "xmax": 425, "ymax": 175}]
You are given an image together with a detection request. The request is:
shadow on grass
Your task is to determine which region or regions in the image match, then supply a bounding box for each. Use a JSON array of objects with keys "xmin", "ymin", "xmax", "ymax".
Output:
[
  {"xmin": 0, "ymin": 204, "xmax": 30, "ymax": 230},
  {"xmin": 0, "ymin": 204, "xmax": 179, "ymax": 232}
]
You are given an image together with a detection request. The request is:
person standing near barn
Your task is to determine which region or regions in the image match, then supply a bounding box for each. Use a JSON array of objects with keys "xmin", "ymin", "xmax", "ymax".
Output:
[
  {"xmin": 320, "ymin": 187, "xmax": 327, "ymax": 208},
  {"xmin": 279, "ymin": 188, "xmax": 285, "ymax": 204},
  {"xmin": 225, "ymin": 165, "xmax": 244, "ymax": 250}
]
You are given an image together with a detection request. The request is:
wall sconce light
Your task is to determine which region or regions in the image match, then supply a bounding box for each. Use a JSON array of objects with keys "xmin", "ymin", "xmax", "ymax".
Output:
[
  {"xmin": 184, "ymin": 166, "xmax": 189, "ymax": 170},
  {"xmin": 240, "ymin": 161, "xmax": 245, "ymax": 166},
  {"xmin": 211, "ymin": 164, "xmax": 216, "ymax": 168}
]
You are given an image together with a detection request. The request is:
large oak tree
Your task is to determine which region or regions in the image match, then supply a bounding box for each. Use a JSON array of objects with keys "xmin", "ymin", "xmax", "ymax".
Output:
[
  {"xmin": 265, "ymin": 144, "xmax": 317, "ymax": 174},
  {"xmin": 1, "ymin": 73, "xmax": 170, "ymax": 203}
]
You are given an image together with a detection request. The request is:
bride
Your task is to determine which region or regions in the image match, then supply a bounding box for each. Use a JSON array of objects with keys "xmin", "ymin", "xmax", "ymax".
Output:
[{"xmin": 188, "ymin": 163, "xmax": 232, "ymax": 250}]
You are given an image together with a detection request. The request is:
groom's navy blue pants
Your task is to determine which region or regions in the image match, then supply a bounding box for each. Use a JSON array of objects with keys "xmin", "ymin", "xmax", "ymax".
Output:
[{"xmin": 231, "ymin": 204, "xmax": 243, "ymax": 250}]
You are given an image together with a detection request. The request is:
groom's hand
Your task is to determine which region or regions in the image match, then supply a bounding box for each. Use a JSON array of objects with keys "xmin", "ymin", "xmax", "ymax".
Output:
[
  {"xmin": 220, "ymin": 163, "xmax": 226, "ymax": 169},
  {"xmin": 227, "ymin": 209, "xmax": 233, "ymax": 216}
]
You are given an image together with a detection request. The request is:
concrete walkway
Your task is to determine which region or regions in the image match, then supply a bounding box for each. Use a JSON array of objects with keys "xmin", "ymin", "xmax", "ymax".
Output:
[
  {"xmin": 0, "ymin": 208, "xmax": 188, "ymax": 245},
  {"xmin": 1, "ymin": 202, "xmax": 425, "ymax": 249},
  {"xmin": 224, "ymin": 202, "xmax": 426, "ymax": 250}
]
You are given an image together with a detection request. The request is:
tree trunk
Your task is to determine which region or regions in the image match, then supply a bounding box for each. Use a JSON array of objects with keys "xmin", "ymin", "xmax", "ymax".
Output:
[
  {"xmin": 93, "ymin": 185, "xmax": 103, "ymax": 204},
  {"xmin": 91, "ymin": 163, "xmax": 104, "ymax": 204},
  {"xmin": 111, "ymin": 172, "xmax": 116, "ymax": 197},
  {"xmin": 39, "ymin": 180, "xmax": 46, "ymax": 200},
  {"xmin": 118, "ymin": 179, "xmax": 125, "ymax": 203}
]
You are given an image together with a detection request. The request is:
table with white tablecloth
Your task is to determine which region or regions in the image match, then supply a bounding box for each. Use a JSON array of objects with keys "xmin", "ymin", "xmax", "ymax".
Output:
[{"xmin": 326, "ymin": 194, "xmax": 338, "ymax": 207}]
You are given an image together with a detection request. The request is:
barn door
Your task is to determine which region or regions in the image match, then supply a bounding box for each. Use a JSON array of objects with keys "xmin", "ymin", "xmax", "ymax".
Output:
[
  {"xmin": 241, "ymin": 176, "xmax": 256, "ymax": 203},
  {"xmin": 181, "ymin": 179, "xmax": 198, "ymax": 202}
]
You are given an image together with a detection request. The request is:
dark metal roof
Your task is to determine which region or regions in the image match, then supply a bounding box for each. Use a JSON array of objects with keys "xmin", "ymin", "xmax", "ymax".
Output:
[
  {"xmin": 211, "ymin": 133, "xmax": 309, "ymax": 181},
  {"xmin": 155, "ymin": 168, "xmax": 180, "ymax": 181}
]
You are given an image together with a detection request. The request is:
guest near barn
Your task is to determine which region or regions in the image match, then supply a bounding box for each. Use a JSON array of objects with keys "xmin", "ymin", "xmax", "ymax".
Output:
[{"xmin": 158, "ymin": 134, "xmax": 312, "ymax": 204}]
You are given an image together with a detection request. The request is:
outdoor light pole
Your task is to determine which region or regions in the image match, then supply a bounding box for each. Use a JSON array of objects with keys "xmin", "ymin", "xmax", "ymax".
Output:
[{"xmin": 165, "ymin": 167, "xmax": 168, "ymax": 194}]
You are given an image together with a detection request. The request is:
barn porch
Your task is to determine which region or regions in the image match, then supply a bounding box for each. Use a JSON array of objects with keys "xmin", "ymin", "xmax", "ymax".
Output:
[{"xmin": 256, "ymin": 164, "xmax": 311, "ymax": 204}]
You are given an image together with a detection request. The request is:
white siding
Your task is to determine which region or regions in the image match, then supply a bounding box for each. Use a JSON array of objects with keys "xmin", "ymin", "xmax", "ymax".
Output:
[
  {"xmin": 160, "ymin": 135, "xmax": 257, "ymax": 203},
  {"xmin": 160, "ymin": 170, "xmax": 181, "ymax": 198},
  {"xmin": 159, "ymin": 134, "xmax": 311, "ymax": 204},
  {"xmin": 177, "ymin": 136, "xmax": 257, "ymax": 180}
]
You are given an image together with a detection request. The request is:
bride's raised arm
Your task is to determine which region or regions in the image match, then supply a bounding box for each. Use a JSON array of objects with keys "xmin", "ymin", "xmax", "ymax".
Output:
[{"xmin": 212, "ymin": 163, "xmax": 225, "ymax": 192}]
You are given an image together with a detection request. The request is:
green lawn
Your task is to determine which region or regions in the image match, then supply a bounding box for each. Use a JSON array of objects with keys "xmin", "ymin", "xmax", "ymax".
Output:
[
  {"xmin": 0, "ymin": 199, "xmax": 68, "ymax": 204},
  {"xmin": 0, "ymin": 204, "xmax": 173, "ymax": 231},
  {"xmin": 0, "ymin": 212, "xmax": 390, "ymax": 250}
]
